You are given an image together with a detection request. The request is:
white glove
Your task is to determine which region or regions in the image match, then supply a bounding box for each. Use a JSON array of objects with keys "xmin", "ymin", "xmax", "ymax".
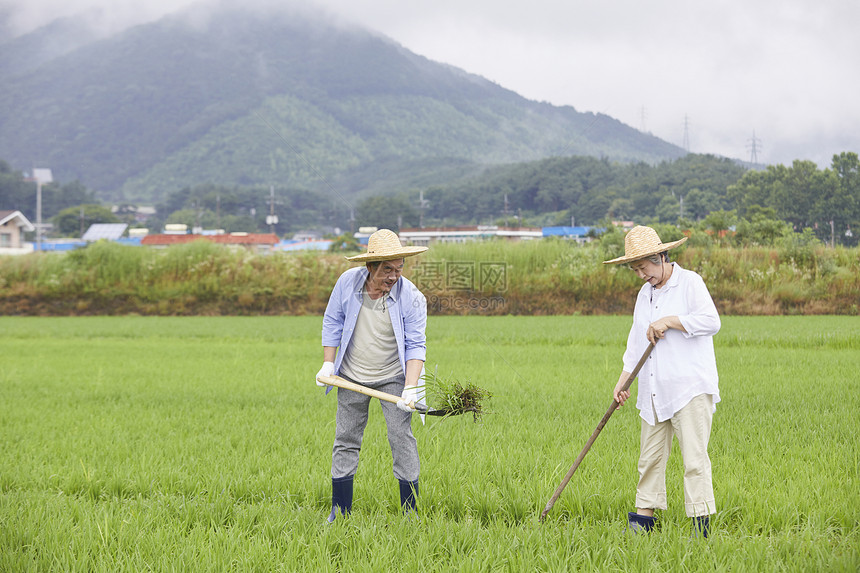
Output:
[
  {"xmin": 397, "ymin": 385, "xmax": 419, "ymax": 413},
  {"xmin": 316, "ymin": 362, "xmax": 334, "ymax": 387}
]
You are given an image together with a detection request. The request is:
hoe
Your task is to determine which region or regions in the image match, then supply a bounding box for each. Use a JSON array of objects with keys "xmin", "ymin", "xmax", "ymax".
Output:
[
  {"xmin": 540, "ymin": 342, "xmax": 655, "ymax": 521},
  {"xmin": 317, "ymin": 374, "xmax": 479, "ymax": 418}
]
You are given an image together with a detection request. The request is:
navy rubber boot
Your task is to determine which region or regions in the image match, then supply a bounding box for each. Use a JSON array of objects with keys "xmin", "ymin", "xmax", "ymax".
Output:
[
  {"xmin": 327, "ymin": 475, "xmax": 354, "ymax": 523},
  {"xmin": 693, "ymin": 515, "xmax": 710, "ymax": 538},
  {"xmin": 398, "ymin": 479, "xmax": 418, "ymax": 514},
  {"xmin": 627, "ymin": 511, "xmax": 656, "ymax": 534}
]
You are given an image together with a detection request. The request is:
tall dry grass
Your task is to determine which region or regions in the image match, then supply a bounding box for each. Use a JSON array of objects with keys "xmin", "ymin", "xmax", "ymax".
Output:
[{"xmin": 0, "ymin": 239, "xmax": 857, "ymax": 315}]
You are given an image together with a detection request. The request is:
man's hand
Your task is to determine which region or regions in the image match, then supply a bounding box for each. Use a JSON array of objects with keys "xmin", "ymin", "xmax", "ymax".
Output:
[
  {"xmin": 315, "ymin": 362, "xmax": 334, "ymax": 387},
  {"xmin": 397, "ymin": 385, "xmax": 419, "ymax": 413}
]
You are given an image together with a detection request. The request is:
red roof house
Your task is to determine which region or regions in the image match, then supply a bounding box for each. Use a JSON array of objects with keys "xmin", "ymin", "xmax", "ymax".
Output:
[{"xmin": 141, "ymin": 233, "xmax": 279, "ymax": 250}]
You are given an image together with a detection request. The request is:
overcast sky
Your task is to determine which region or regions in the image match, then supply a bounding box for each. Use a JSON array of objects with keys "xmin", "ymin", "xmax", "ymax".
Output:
[{"xmin": 4, "ymin": 0, "xmax": 859, "ymax": 167}]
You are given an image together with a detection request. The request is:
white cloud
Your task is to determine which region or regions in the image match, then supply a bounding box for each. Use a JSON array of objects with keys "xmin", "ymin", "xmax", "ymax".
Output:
[{"xmin": 4, "ymin": 0, "xmax": 859, "ymax": 166}]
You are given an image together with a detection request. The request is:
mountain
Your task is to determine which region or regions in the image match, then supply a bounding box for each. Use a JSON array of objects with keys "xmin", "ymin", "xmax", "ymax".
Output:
[
  {"xmin": 0, "ymin": 1, "xmax": 685, "ymax": 204},
  {"xmin": 0, "ymin": 11, "xmax": 108, "ymax": 77}
]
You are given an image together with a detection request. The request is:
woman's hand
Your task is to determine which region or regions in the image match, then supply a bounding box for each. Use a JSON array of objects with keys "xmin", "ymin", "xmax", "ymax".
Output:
[
  {"xmin": 647, "ymin": 316, "xmax": 684, "ymax": 344},
  {"xmin": 613, "ymin": 372, "xmax": 631, "ymax": 409}
]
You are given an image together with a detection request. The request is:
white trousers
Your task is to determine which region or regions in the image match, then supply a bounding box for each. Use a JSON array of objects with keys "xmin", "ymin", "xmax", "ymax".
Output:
[{"xmin": 635, "ymin": 393, "xmax": 716, "ymax": 518}]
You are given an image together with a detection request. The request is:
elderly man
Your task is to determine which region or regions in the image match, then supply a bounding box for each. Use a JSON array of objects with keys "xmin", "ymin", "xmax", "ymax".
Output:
[
  {"xmin": 605, "ymin": 225, "xmax": 721, "ymax": 538},
  {"xmin": 316, "ymin": 229, "xmax": 428, "ymax": 522}
]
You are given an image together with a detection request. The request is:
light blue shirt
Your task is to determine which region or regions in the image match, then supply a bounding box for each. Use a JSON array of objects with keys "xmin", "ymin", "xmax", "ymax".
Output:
[{"xmin": 322, "ymin": 266, "xmax": 427, "ymax": 382}]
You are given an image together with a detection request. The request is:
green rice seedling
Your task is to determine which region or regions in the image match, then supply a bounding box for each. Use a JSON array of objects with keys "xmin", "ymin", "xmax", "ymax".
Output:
[
  {"xmin": 421, "ymin": 369, "xmax": 493, "ymax": 421},
  {"xmin": 0, "ymin": 316, "xmax": 858, "ymax": 571}
]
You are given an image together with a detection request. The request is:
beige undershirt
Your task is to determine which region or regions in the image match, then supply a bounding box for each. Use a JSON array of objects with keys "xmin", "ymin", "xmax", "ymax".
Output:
[{"xmin": 339, "ymin": 289, "xmax": 402, "ymax": 383}]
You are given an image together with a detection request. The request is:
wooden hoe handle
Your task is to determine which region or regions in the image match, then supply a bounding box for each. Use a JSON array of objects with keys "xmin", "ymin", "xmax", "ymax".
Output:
[
  {"xmin": 317, "ymin": 374, "xmax": 425, "ymax": 412},
  {"xmin": 539, "ymin": 342, "xmax": 655, "ymax": 522}
]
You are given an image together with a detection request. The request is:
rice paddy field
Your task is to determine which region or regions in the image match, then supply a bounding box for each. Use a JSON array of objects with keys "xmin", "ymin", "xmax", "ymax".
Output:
[{"xmin": 1, "ymin": 315, "xmax": 858, "ymax": 572}]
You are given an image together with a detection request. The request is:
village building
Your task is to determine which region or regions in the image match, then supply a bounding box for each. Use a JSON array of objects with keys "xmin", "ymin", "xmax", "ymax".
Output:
[
  {"xmin": 141, "ymin": 233, "xmax": 280, "ymax": 251},
  {"xmin": 0, "ymin": 210, "xmax": 35, "ymax": 255},
  {"xmin": 398, "ymin": 225, "xmax": 543, "ymax": 246}
]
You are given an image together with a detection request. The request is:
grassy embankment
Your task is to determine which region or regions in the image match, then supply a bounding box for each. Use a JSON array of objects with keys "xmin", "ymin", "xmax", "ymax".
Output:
[
  {"xmin": 0, "ymin": 315, "xmax": 857, "ymax": 571},
  {"xmin": 0, "ymin": 239, "xmax": 858, "ymax": 315}
]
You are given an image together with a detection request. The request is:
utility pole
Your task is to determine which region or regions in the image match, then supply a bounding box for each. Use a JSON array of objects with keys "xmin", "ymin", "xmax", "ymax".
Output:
[
  {"xmin": 37, "ymin": 181, "xmax": 42, "ymax": 247},
  {"xmin": 266, "ymin": 185, "xmax": 278, "ymax": 234},
  {"xmin": 418, "ymin": 190, "xmax": 430, "ymax": 229}
]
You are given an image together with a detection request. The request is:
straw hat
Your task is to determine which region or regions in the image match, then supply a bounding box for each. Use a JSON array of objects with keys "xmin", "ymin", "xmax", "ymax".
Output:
[
  {"xmin": 345, "ymin": 229, "xmax": 428, "ymax": 262},
  {"xmin": 603, "ymin": 225, "xmax": 687, "ymax": 265}
]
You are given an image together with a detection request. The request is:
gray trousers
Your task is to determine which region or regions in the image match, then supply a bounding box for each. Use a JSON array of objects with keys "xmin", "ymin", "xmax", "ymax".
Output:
[{"xmin": 332, "ymin": 373, "xmax": 420, "ymax": 482}]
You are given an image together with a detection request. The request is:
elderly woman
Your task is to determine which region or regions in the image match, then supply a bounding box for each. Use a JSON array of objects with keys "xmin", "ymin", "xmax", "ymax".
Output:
[
  {"xmin": 315, "ymin": 229, "xmax": 428, "ymax": 523},
  {"xmin": 604, "ymin": 226, "xmax": 721, "ymax": 538}
]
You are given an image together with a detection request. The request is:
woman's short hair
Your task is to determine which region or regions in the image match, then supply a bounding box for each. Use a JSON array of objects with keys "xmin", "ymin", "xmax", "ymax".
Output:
[{"xmin": 629, "ymin": 253, "xmax": 668, "ymax": 269}]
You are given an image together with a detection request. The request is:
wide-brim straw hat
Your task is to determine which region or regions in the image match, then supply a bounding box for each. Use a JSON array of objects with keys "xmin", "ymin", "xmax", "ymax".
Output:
[
  {"xmin": 345, "ymin": 229, "xmax": 428, "ymax": 262},
  {"xmin": 603, "ymin": 225, "xmax": 687, "ymax": 265}
]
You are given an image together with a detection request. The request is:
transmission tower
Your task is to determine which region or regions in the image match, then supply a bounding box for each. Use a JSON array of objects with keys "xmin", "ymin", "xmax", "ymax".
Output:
[
  {"xmin": 747, "ymin": 130, "xmax": 763, "ymax": 166},
  {"xmin": 682, "ymin": 114, "xmax": 691, "ymax": 153},
  {"xmin": 639, "ymin": 106, "xmax": 648, "ymax": 133}
]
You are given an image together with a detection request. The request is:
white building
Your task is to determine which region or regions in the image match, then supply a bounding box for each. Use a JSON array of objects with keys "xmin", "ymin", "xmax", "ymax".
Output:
[
  {"xmin": 398, "ymin": 225, "xmax": 543, "ymax": 246},
  {"xmin": 0, "ymin": 210, "xmax": 35, "ymax": 255}
]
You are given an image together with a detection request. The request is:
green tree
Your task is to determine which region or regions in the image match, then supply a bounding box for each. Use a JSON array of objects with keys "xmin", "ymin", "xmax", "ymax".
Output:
[
  {"xmin": 53, "ymin": 204, "xmax": 120, "ymax": 237},
  {"xmin": 655, "ymin": 194, "xmax": 681, "ymax": 223},
  {"xmin": 356, "ymin": 194, "xmax": 418, "ymax": 231},
  {"xmin": 829, "ymin": 152, "xmax": 860, "ymax": 246},
  {"xmin": 726, "ymin": 168, "xmax": 774, "ymax": 216},
  {"xmin": 775, "ymin": 160, "xmax": 826, "ymax": 231},
  {"xmin": 733, "ymin": 206, "xmax": 791, "ymax": 246},
  {"xmin": 166, "ymin": 208, "xmax": 219, "ymax": 230},
  {"xmin": 607, "ymin": 197, "xmax": 635, "ymax": 220},
  {"xmin": 702, "ymin": 209, "xmax": 737, "ymax": 236},
  {"xmin": 328, "ymin": 232, "xmax": 360, "ymax": 253},
  {"xmin": 683, "ymin": 188, "xmax": 722, "ymax": 221}
]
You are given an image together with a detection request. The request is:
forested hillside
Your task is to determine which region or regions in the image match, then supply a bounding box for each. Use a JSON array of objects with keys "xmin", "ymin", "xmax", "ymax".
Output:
[
  {"xmin": 0, "ymin": 1, "xmax": 683, "ymax": 204},
  {"xmin": 3, "ymin": 151, "xmax": 858, "ymax": 247}
]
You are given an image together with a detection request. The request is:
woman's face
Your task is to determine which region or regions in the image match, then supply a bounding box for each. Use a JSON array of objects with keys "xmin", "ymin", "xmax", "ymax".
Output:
[{"xmin": 629, "ymin": 258, "xmax": 666, "ymax": 288}]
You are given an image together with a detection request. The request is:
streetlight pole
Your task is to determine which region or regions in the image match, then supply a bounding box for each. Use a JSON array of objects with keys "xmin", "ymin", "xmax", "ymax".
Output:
[
  {"xmin": 36, "ymin": 179, "xmax": 42, "ymax": 250},
  {"xmin": 31, "ymin": 168, "xmax": 53, "ymax": 252}
]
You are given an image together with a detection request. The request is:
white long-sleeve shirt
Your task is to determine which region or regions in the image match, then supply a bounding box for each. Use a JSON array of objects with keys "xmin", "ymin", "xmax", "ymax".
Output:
[{"xmin": 623, "ymin": 263, "xmax": 721, "ymax": 425}]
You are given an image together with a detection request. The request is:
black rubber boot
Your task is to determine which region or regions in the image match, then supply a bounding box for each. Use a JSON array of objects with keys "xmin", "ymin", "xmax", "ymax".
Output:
[
  {"xmin": 398, "ymin": 479, "xmax": 418, "ymax": 514},
  {"xmin": 327, "ymin": 475, "xmax": 354, "ymax": 523},
  {"xmin": 693, "ymin": 515, "xmax": 710, "ymax": 538},
  {"xmin": 627, "ymin": 511, "xmax": 656, "ymax": 534}
]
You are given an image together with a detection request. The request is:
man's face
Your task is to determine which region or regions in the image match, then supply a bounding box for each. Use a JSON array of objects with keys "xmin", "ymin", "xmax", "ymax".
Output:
[{"xmin": 368, "ymin": 259, "xmax": 404, "ymax": 292}]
